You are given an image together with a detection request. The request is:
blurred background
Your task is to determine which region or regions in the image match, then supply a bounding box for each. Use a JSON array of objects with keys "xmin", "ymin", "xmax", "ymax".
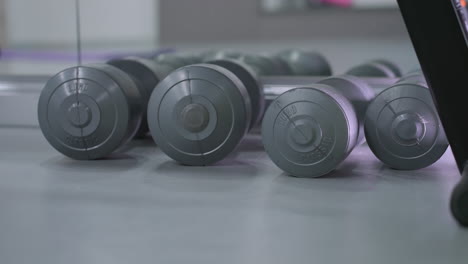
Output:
[{"xmin": 0, "ymin": 0, "xmax": 417, "ymax": 75}]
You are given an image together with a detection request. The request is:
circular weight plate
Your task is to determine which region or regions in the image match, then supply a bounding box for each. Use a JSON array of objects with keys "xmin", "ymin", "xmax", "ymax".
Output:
[
  {"xmin": 108, "ymin": 57, "xmax": 163, "ymax": 138},
  {"xmin": 318, "ymin": 75, "xmax": 375, "ymax": 144},
  {"xmin": 147, "ymin": 64, "xmax": 252, "ymax": 165},
  {"xmin": 364, "ymin": 84, "xmax": 449, "ymax": 170},
  {"xmin": 38, "ymin": 65, "xmax": 141, "ymax": 160},
  {"xmin": 208, "ymin": 59, "xmax": 264, "ymax": 129},
  {"xmin": 277, "ymin": 49, "xmax": 332, "ymax": 76},
  {"xmin": 371, "ymin": 59, "xmax": 402, "ymax": 77},
  {"xmin": 347, "ymin": 62, "xmax": 397, "ymax": 78},
  {"xmin": 262, "ymin": 84, "xmax": 358, "ymax": 177}
]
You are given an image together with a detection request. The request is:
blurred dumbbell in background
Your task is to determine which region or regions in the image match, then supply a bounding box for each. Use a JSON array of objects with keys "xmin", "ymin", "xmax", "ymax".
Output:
[
  {"xmin": 346, "ymin": 59, "xmax": 403, "ymax": 78},
  {"xmin": 275, "ymin": 49, "xmax": 332, "ymax": 76},
  {"xmin": 261, "ymin": 59, "xmax": 401, "ymax": 111}
]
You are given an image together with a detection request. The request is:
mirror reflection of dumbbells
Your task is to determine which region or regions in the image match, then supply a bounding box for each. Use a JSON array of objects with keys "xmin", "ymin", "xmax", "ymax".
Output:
[
  {"xmin": 346, "ymin": 59, "xmax": 403, "ymax": 78},
  {"xmin": 202, "ymin": 49, "xmax": 332, "ymax": 76},
  {"xmin": 37, "ymin": 53, "xmax": 198, "ymax": 160},
  {"xmin": 146, "ymin": 49, "xmax": 333, "ymax": 165}
]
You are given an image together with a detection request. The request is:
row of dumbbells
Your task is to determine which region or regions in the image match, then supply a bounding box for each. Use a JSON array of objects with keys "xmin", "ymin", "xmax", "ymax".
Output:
[
  {"xmin": 263, "ymin": 71, "xmax": 447, "ymax": 177},
  {"xmin": 38, "ymin": 50, "xmax": 447, "ymax": 178},
  {"xmin": 38, "ymin": 49, "xmax": 331, "ymax": 159}
]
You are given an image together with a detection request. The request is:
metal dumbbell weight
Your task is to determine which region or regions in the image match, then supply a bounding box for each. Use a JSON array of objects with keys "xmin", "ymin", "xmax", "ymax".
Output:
[
  {"xmin": 147, "ymin": 58, "xmax": 266, "ymax": 165},
  {"xmin": 275, "ymin": 49, "xmax": 332, "ymax": 76},
  {"xmin": 346, "ymin": 59, "xmax": 402, "ymax": 78},
  {"xmin": 364, "ymin": 74, "xmax": 448, "ymax": 170},
  {"xmin": 38, "ymin": 64, "xmax": 144, "ymax": 160},
  {"xmin": 107, "ymin": 57, "xmax": 174, "ymax": 138},
  {"xmin": 261, "ymin": 75, "xmax": 375, "ymax": 177}
]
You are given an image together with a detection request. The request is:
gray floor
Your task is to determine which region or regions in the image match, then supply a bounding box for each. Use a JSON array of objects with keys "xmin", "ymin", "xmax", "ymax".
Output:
[{"xmin": 0, "ymin": 127, "xmax": 467, "ymax": 264}]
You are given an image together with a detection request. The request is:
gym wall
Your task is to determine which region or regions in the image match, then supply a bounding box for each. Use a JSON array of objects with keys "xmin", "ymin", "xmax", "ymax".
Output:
[
  {"xmin": 3, "ymin": 0, "xmax": 158, "ymax": 48},
  {"xmin": 159, "ymin": 0, "xmax": 408, "ymax": 44}
]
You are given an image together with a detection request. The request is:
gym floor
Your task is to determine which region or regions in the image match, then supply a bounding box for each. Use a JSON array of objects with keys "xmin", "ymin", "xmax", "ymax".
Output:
[
  {"xmin": 1, "ymin": 40, "xmax": 468, "ymax": 263},
  {"xmin": 0, "ymin": 127, "xmax": 467, "ymax": 264}
]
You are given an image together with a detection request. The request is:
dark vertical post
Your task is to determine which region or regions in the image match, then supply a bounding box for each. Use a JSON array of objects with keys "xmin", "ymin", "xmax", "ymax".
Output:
[{"xmin": 397, "ymin": 0, "xmax": 468, "ymax": 226}]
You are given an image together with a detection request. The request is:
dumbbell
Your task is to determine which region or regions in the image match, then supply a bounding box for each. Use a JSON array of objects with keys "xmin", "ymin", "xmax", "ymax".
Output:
[
  {"xmin": 364, "ymin": 73, "xmax": 448, "ymax": 170},
  {"xmin": 147, "ymin": 57, "xmax": 267, "ymax": 165},
  {"xmin": 275, "ymin": 49, "xmax": 332, "ymax": 76},
  {"xmin": 261, "ymin": 75, "xmax": 375, "ymax": 177},
  {"xmin": 346, "ymin": 59, "xmax": 402, "ymax": 78},
  {"xmin": 38, "ymin": 64, "xmax": 144, "ymax": 160},
  {"xmin": 108, "ymin": 57, "xmax": 174, "ymax": 138},
  {"xmin": 38, "ymin": 57, "xmax": 173, "ymax": 160}
]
